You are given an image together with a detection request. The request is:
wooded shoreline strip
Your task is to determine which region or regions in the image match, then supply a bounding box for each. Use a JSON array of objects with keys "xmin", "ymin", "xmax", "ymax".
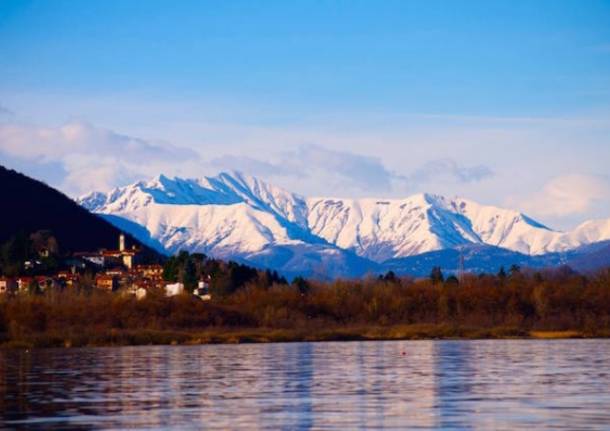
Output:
[{"xmin": 2, "ymin": 266, "xmax": 609, "ymax": 349}]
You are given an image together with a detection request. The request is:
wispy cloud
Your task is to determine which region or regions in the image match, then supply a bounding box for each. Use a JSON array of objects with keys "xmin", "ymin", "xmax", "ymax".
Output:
[
  {"xmin": 0, "ymin": 120, "xmax": 200, "ymax": 194},
  {"xmin": 209, "ymin": 145, "xmax": 493, "ymax": 195},
  {"xmin": 209, "ymin": 154, "xmax": 297, "ymax": 178},
  {"xmin": 0, "ymin": 112, "xmax": 498, "ymax": 200},
  {"xmin": 284, "ymin": 144, "xmax": 402, "ymax": 191},
  {"xmin": 210, "ymin": 144, "xmax": 404, "ymax": 192},
  {"xmin": 517, "ymin": 174, "xmax": 610, "ymax": 218},
  {"xmin": 409, "ymin": 158, "xmax": 494, "ymax": 184}
]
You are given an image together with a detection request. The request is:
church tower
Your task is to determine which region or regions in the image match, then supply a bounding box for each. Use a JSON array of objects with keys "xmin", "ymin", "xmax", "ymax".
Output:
[{"xmin": 119, "ymin": 233, "xmax": 125, "ymax": 252}]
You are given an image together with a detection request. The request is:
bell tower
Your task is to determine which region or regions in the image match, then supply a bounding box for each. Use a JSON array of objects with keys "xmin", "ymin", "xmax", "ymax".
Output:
[{"xmin": 119, "ymin": 233, "xmax": 125, "ymax": 252}]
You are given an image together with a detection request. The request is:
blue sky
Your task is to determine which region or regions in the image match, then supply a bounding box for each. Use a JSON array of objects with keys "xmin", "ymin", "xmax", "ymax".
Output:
[{"xmin": 1, "ymin": 0, "xmax": 609, "ymax": 229}]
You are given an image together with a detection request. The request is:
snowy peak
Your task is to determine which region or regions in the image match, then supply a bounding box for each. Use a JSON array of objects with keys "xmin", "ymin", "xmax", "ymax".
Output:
[
  {"xmin": 80, "ymin": 171, "xmax": 294, "ymax": 209},
  {"xmin": 212, "ymin": 171, "xmax": 309, "ymax": 227},
  {"xmin": 304, "ymin": 193, "xmax": 555, "ymax": 261},
  {"xmin": 140, "ymin": 174, "xmax": 244, "ymax": 206},
  {"xmin": 78, "ymin": 191, "xmax": 108, "ymax": 212}
]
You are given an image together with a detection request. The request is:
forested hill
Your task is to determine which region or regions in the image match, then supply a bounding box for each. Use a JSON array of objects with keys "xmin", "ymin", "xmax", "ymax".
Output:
[{"xmin": 0, "ymin": 165, "xmax": 160, "ymax": 257}]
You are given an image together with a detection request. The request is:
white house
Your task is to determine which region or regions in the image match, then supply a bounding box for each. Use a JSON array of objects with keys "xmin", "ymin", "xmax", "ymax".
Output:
[
  {"xmin": 135, "ymin": 287, "xmax": 148, "ymax": 300},
  {"xmin": 165, "ymin": 282, "xmax": 184, "ymax": 297},
  {"xmin": 194, "ymin": 276, "xmax": 212, "ymax": 301}
]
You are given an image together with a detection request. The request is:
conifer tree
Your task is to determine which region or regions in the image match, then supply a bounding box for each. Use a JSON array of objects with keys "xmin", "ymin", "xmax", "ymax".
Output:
[{"xmin": 430, "ymin": 266, "xmax": 444, "ymax": 284}]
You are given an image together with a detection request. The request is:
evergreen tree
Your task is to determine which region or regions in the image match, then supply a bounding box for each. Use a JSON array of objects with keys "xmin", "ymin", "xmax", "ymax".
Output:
[
  {"xmin": 28, "ymin": 279, "xmax": 41, "ymax": 295},
  {"xmin": 292, "ymin": 276, "xmax": 310, "ymax": 294},
  {"xmin": 383, "ymin": 271, "xmax": 397, "ymax": 282},
  {"xmin": 163, "ymin": 257, "xmax": 179, "ymax": 282},
  {"xmin": 0, "ymin": 232, "xmax": 33, "ymax": 276},
  {"xmin": 497, "ymin": 266, "xmax": 507, "ymax": 279},
  {"xmin": 509, "ymin": 264, "xmax": 521, "ymax": 277},
  {"xmin": 430, "ymin": 266, "xmax": 444, "ymax": 284},
  {"xmin": 445, "ymin": 275, "xmax": 459, "ymax": 285},
  {"xmin": 182, "ymin": 258, "xmax": 198, "ymax": 292}
]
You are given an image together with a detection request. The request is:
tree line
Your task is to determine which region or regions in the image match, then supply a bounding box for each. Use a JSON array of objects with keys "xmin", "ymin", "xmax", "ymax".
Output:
[{"xmin": 1, "ymin": 250, "xmax": 609, "ymax": 347}]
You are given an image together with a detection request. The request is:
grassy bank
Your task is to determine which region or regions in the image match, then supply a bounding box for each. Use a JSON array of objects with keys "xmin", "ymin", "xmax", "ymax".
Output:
[
  {"xmin": 2, "ymin": 267, "xmax": 610, "ymax": 348},
  {"xmin": 3, "ymin": 325, "xmax": 608, "ymax": 349}
]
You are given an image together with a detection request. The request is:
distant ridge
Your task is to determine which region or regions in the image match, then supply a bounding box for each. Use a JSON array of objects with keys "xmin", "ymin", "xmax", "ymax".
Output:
[
  {"xmin": 78, "ymin": 171, "xmax": 610, "ymax": 277},
  {"xmin": 0, "ymin": 165, "xmax": 159, "ymax": 258}
]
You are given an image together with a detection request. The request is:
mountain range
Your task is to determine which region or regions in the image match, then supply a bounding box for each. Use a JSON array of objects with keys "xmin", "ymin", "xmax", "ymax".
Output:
[{"xmin": 78, "ymin": 171, "xmax": 610, "ymax": 278}]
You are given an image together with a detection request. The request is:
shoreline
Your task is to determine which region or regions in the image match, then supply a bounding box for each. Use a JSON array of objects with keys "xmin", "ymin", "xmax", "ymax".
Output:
[{"xmin": 2, "ymin": 325, "xmax": 607, "ymax": 349}]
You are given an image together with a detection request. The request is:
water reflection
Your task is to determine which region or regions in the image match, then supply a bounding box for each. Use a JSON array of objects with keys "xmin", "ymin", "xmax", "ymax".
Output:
[{"xmin": 1, "ymin": 340, "xmax": 610, "ymax": 429}]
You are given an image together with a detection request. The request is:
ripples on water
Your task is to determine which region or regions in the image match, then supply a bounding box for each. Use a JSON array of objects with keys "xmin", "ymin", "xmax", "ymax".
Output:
[{"xmin": 1, "ymin": 340, "xmax": 609, "ymax": 430}]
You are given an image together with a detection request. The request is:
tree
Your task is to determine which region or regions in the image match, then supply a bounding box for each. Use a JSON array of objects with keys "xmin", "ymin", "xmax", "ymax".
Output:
[
  {"xmin": 30, "ymin": 230, "xmax": 59, "ymax": 256},
  {"xmin": 270, "ymin": 270, "xmax": 288, "ymax": 285},
  {"xmin": 381, "ymin": 271, "xmax": 397, "ymax": 283},
  {"xmin": 445, "ymin": 275, "xmax": 459, "ymax": 286},
  {"xmin": 176, "ymin": 250, "xmax": 190, "ymax": 266},
  {"xmin": 28, "ymin": 279, "xmax": 41, "ymax": 295},
  {"xmin": 163, "ymin": 257, "xmax": 179, "ymax": 282},
  {"xmin": 0, "ymin": 232, "xmax": 33, "ymax": 276},
  {"xmin": 191, "ymin": 253, "xmax": 207, "ymax": 277},
  {"xmin": 182, "ymin": 258, "xmax": 198, "ymax": 293},
  {"xmin": 497, "ymin": 266, "xmax": 507, "ymax": 280},
  {"xmin": 430, "ymin": 266, "xmax": 444, "ymax": 284},
  {"xmin": 292, "ymin": 276, "xmax": 310, "ymax": 294},
  {"xmin": 509, "ymin": 264, "xmax": 521, "ymax": 277}
]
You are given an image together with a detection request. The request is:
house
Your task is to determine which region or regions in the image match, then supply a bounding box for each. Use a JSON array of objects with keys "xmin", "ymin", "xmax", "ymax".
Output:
[
  {"xmin": 63, "ymin": 258, "xmax": 87, "ymax": 272},
  {"xmin": 102, "ymin": 249, "xmax": 137, "ymax": 270},
  {"xmin": 101, "ymin": 268, "xmax": 128, "ymax": 289},
  {"xmin": 194, "ymin": 275, "xmax": 212, "ymax": 301},
  {"xmin": 106, "ymin": 233, "xmax": 138, "ymax": 269},
  {"xmin": 64, "ymin": 274, "xmax": 80, "ymax": 288},
  {"xmin": 74, "ymin": 233, "xmax": 141, "ymax": 270},
  {"xmin": 0, "ymin": 277, "xmax": 16, "ymax": 295},
  {"xmin": 96, "ymin": 274, "xmax": 118, "ymax": 291},
  {"xmin": 105, "ymin": 268, "xmax": 126, "ymax": 277},
  {"xmin": 56, "ymin": 271, "xmax": 80, "ymax": 288},
  {"xmin": 165, "ymin": 282, "xmax": 184, "ymax": 297},
  {"xmin": 74, "ymin": 252, "xmax": 105, "ymax": 267},
  {"xmin": 35, "ymin": 276, "xmax": 56, "ymax": 292},
  {"xmin": 135, "ymin": 287, "xmax": 147, "ymax": 300},
  {"xmin": 16, "ymin": 276, "xmax": 34, "ymax": 294},
  {"xmin": 134, "ymin": 264, "xmax": 164, "ymax": 279}
]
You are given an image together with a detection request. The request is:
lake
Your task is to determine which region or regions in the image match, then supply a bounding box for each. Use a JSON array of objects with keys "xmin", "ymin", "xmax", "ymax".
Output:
[{"xmin": 1, "ymin": 340, "xmax": 609, "ymax": 430}]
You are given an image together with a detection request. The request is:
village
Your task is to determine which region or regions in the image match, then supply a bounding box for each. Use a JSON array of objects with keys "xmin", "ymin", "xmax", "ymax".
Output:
[{"xmin": 0, "ymin": 233, "xmax": 211, "ymax": 301}]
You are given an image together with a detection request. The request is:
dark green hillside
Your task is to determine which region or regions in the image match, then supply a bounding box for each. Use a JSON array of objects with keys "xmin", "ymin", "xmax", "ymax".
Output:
[{"xmin": 0, "ymin": 165, "xmax": 159, "ymax": 257}]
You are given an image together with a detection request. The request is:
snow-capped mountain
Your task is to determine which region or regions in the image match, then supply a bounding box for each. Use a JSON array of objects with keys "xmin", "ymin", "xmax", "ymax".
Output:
[
  {"xmin": 306, "ymin": 194, "xmax": 610, "ymax": 259},
  {"xmin": 78, "ymin": 171, "xmax": 610, "ymax": 277},
  {"xmin": 80, "ymin": 173, "xmax": 315, "ymax": 254}
]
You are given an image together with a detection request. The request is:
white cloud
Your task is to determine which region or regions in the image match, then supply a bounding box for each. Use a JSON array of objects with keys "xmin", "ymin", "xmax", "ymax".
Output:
[
  {"xmin": 0, "ymin": 121, "xmax": 196, "ymax": 161},
  {"xmin": 0, "ymin": 121, "xmax": 491, "ymax": 196},
  {"xmin": 409, "ymin": 158, "xmax": 493, "ymax": 184},
  {"xmin": 284, "ymin": 144, "xmax": 402, "ymax": 191},
  {"xmin": 209, "ymin": 154, "xmax": 297, "ymax": 178},
  {"xmin": 517, "ymin": 174, "xmax": 610, "ymax": 218},
  {"xmin": 208, "ymin": 145, "xmax": 493, "ymax": 196},
  {"xmin": 0, "ymin": 120, "xmax": 200, "ymax": 194},
  {"xmin": 209, "ymin": 144, "xmax": 406, "ymax": 194}
]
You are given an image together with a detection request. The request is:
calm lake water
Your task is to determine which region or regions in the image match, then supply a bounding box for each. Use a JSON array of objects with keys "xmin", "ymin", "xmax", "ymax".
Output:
[{"xmin": 1, "ymin": 340, "xmax": 610, "ymax": 430}]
